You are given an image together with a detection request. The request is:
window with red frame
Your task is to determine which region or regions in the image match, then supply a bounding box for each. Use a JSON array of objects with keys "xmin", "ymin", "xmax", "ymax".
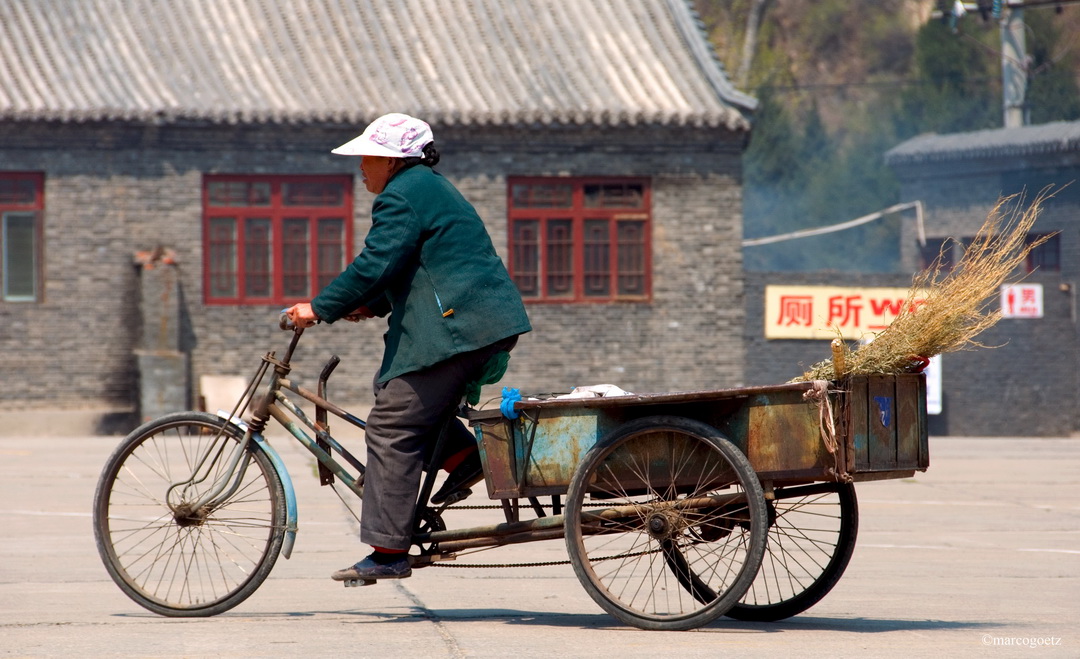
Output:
[
  {"xmin": 508, "ymin": 178, "xmax": 650, "ymax": 302},
  {"xmin": 1, "ymin": 173, "xmax": 44, "ymax": 302},
  {"xmin": 203, "ymin": 175, "xmax": 353, "ymax": 304}
]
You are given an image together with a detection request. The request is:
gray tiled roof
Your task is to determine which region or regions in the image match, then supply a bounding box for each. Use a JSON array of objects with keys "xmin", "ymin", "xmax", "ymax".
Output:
[
  {"xmin": 885, "ymin": 121, "xmax": 1080, "ymax": 165},
  {"xmin": 0, "ymin": 0, "xmax": 754, "ymax": 130}
]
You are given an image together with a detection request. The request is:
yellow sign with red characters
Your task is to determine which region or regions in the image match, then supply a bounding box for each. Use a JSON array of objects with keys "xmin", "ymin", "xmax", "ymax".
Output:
[{"xmin": 764, "ymin": 285, "xmax": 926, "ymax": 340}]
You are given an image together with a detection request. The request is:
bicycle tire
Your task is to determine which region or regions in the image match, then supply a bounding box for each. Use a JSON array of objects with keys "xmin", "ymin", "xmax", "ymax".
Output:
[
  {"xmin": 726, "ymin": 482, "xmax": 858, "ymax": 621},
  {"xmin": 564, "ymin": 415, "xmax": 767, "ymax": 631},
  {"xmin": 93, "ymin": 412, "xmax": 287, "ymax": 617}
]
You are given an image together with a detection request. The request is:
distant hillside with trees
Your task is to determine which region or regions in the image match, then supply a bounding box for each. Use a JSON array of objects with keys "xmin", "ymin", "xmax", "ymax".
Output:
[{"xmin": 694, "ymin": 0, "xmax": 1080, "ymax": 271}]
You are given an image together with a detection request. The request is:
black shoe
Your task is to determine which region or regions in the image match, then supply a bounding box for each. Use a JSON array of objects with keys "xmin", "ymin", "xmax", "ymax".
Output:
[
  {"xmin": 431, "ymin": 450, "xmax": 484, "ymax": 504},
  {"xmin": 331, "ymin": 553, "xmax": 412, "ymax": 581}
]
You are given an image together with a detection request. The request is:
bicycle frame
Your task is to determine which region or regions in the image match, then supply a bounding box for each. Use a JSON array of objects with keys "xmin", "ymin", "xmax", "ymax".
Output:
[
  {"xmin": 175, "ymin": 325, "xmax": 373, "ymax": 560},
  {"xmin": 173, "ymin": 324, "xmax": 760, "ymax": 568}
]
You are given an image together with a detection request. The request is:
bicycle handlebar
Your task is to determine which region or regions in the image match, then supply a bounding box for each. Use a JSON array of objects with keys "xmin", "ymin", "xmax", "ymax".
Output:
[
  {"xmin": 279, "ymin": 309, "xmax": 323, "ymax": 332},
  {"xmin": 279, "ymin": 310, "xmax": 296, "ymax": 331}
]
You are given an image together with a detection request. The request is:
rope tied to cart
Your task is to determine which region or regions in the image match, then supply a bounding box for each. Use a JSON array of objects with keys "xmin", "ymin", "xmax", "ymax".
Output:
[{"xmin": 803, "ymin": 380, "xmax": 851, "ymax": 483}]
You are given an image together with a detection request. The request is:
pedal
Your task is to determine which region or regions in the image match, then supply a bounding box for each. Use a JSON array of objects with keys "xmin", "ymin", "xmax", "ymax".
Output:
[
  {"xmin": 343, "ymin": 578, "xmax": 377, "ymax": 588},
  {"xmin": 445, "ymin": 488, "xmax": 472, "ymax": 505},
  {"xmin": 432, "ymin": 488, "xmax": 472, "ymax": 514}
]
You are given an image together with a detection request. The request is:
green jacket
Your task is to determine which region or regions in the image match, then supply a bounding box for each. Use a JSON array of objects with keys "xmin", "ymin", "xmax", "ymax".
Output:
[{"xmin": 311, "ymin": 165, "xmax": 531, "ymax": 382}]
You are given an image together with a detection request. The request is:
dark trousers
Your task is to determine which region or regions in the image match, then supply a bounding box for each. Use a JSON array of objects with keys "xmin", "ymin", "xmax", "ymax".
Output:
[{"xmin": 360, "ymin": 336, "xmax": 517, "ymax": 550}]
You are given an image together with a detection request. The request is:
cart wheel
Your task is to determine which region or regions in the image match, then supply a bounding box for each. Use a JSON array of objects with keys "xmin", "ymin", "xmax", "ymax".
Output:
[
  {"xmin": 564, "ymin": 416, "xmax": 767, "ymax": 631},
  {"xmin": 726, "ymin": 482, "xmax": 858, "ymax": 622}
]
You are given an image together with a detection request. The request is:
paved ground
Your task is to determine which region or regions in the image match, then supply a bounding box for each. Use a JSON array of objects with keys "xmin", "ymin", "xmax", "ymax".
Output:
[{"xmin": 1, "ymin": 431, "xmax": 1077, "ymax": 658}]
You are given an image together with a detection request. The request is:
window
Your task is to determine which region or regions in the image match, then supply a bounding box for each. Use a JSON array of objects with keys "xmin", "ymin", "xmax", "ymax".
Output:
[
  {"xmin": 1, "ymin": 173, "xmax": 44, "ymax": 302},
  {"xmin": 1026, "ymin": 233, "xmax": 1060, "ymax": 273},
  {"xmin": 927, "ymin": 232, "xmax": 1061, "ymax": 275},
  {"xmin": 508, "ymin": 178, "xmax": 650, "ymax": 302},
  {"xmin": 919, "ymin": 238, "xmax": 957, "ymax": 271},
  {"xmin": 203, "ymin": 175, "xmax": 353, "ymax": 304}
]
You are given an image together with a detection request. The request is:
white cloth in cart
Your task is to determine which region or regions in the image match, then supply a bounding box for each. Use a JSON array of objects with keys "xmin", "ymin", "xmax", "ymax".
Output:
[{"xmin": 555, "ymin": 384, "xmax": 633, "ymax": 399}]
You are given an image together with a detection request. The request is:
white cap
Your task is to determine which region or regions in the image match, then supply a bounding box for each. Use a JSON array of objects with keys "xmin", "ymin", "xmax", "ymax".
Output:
[{"xmin": 331, "ymin": 113, "xmax": 433, "ymax": 158}]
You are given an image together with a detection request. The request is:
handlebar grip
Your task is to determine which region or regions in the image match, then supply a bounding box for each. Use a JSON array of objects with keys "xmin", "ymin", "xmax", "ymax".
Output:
[{"xmin": 279, "ymin": 310, "xmax": 296, "ymax": 331}]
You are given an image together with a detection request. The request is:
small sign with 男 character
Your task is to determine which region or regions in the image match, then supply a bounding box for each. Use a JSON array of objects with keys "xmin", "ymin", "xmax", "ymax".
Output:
[{"xmin": 1000, "ymin": 283, "xmax": 1043, "ymax": 319}]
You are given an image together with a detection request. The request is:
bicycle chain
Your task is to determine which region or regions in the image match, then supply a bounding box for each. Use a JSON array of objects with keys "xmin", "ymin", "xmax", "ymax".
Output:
[
  {"xmin": 428, "ymin": 503, "xmax": 654, "ymax": 568},
  {"xmin": 427, "ymin": 501, "xmax": 567, "ymax": 568},
  {"xmin": 337, "ymin": 487, "xmax": 657, "ymax": 569},
  {"xmin": 431, "ymin": 559, "xmax": 571, "ymax": 568},
  {"xmin": 442, "ymin": 502, "xmax": 610, "ymax": 510},
  {"xmin": 428, "ymin": 546, "xmax": 662, "ymax": 569}
]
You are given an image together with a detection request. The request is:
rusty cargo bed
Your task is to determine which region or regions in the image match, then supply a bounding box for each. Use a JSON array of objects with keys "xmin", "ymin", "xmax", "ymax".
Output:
[{"xmin": 468, "ymin": 373, "xmax": 929, "ymax": 500}]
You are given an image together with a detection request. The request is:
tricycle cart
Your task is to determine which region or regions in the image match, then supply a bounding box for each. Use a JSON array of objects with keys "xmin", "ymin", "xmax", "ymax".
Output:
[
  {"xmin": 463, "ymin": 374, "xmax": 928, "ymax": 628},
  {"xmin": 93, "ymin": 325, "xmax": 929, "ymax": 631}
]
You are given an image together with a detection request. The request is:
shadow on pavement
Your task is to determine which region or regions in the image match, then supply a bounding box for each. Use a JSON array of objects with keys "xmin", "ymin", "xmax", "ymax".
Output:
[{"xmin": 111, "ymin": 607, "xmax": 1002, "ymax": 635}]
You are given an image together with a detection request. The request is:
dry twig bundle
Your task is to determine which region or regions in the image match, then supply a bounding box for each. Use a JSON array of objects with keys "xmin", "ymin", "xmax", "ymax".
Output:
[{"xmin": 794, "ymin": 191, "xmax": 1055, "ymax": 382}]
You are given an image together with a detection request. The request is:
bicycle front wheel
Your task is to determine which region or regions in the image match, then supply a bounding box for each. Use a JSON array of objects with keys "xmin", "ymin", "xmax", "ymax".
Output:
[{"xmin": 93, "ymin": 412, "xmax": 286, "ymax": 617}]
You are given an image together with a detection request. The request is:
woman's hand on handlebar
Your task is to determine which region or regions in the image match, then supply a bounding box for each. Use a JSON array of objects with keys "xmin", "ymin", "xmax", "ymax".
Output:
[
  {"xmin": 343, "ymin": 306, "xmax": 374, "ymax": 322},
  {"xmin": 284, "ymin": 302, "xmax": 321, "ymax": 329}
]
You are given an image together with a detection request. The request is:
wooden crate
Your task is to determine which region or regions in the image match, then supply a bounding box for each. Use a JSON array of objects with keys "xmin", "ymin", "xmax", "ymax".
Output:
[{"xmin": 842, "ymin": 373, "xmax": 930, "ymax": 479}]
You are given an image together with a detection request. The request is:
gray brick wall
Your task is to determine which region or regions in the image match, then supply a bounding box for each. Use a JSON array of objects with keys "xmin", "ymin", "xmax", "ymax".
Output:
[
  {"xmin": 7, "ymin": 118, "xmax": 1077, "ymax": 436},
  {"xmin": 0, "ymin": 120, "xmax": 747, "ymax": 426}
]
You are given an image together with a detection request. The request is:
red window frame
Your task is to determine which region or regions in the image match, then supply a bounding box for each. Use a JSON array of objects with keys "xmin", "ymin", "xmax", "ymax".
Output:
[
  {"xmin": 1, "ymin": 172, "xmax": 45, "ymax": 303},
  {"xmin": 508, "ymin": 177, "xmax": 651, "ymax": 303},
  {"xmin": 202, "ymin": 175, "xmax": 354, "ymax": 305}
]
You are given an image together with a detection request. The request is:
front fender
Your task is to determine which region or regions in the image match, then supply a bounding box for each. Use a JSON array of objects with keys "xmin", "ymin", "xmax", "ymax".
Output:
[
  {"xmin": 252, "ymin": 434, "xmax": 300, "ymax": 557},
  {"xmin": 252, "ymin": 433, "xmax": 299, "ymax": 560},
  {"xmin": 217, "ymin": 412, "xmax": 299, "ymax": 560}
]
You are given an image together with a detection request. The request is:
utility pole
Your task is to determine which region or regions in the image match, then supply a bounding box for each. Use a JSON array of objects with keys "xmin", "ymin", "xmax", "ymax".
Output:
[
  {"xmin": 1000, "ymin": 5, "xmax": 1028, "ymax": 127},
  {"xmin": 940, "ymin": 1, "xmax": 1035, "ymax": 127},
  {"xmin": 737, "ymin": 0, "xmax": 770, "ymax": 90},
  {"xmin": 941, "ymin": 0, "xmax": 1080, "ymax": 126}
]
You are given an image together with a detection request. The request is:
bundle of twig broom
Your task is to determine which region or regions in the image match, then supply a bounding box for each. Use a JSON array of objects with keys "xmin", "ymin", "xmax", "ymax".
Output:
[{"xmin": 794, "ymin": 190, "xmax": 1056, "ymax": 382}]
